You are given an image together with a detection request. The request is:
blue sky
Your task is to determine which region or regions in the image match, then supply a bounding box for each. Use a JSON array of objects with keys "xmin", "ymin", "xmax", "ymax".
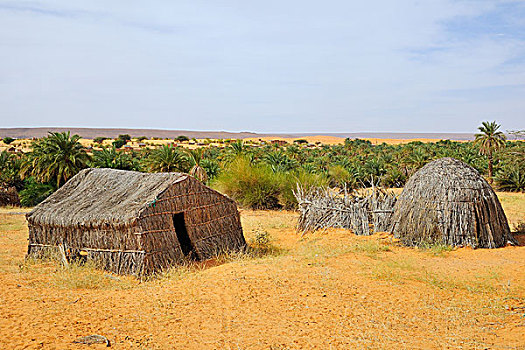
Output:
[{"xmin": 0, "ymin": 0, "xmax": 523, "ymax": 132}]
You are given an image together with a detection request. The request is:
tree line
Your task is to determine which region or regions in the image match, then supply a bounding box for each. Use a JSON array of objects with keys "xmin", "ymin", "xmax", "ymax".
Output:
[{"xmin": 0, "ymin": 122, "xmax": 523, "ymax": 208}]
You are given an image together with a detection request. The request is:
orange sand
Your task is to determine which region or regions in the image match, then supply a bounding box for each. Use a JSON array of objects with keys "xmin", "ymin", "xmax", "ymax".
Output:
[
  {"xmin": 0, "ymin": 207, "xmax": 524, "ymax": 349},
  {"xmin": 244, "ymin": 135, "xmax": 449, "ymax": 145}
]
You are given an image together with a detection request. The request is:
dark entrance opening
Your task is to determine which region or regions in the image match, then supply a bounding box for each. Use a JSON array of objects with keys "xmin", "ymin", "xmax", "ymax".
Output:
[{"xmin": 172, "ymin": 212, "xmax": 197, "ymax": 259}]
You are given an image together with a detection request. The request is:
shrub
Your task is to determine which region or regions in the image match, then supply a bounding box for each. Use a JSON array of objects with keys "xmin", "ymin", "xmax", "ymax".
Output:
[
  {"xmin": 328, "ymin": 165, "xmax": 353, "ymax": 188},
  {"xmin": 495, "ymin": 164, "xmax": 525, "ymax": 192},
  {"xmin": 175, "ymin": 135, "xmax": 189, "ymax": 142},
  {"xmin": 214, "ymin": 157, "xmax": 281, "ymax": 209},
  {"xmin": 200, "ymin": 158, "xmax": 220, "ymax": 181},
  {"xmin": 19, "ymin": 178, "xmax": 54, "ymax": 206},
  {"xmin": 117, "ymin": 134, "xmax": 131, "ymax": 142},
  {"xmin": 381, "ymin": 167, "xmax": 407, "ymax": 188},
  {"xmin": 93, "ymin": 137, "xmax": 107, "ymax": 144},
  {"xmin": 247, "ymin": 228, "xmax": 283, "ymax": 257},
  {"xmin": 278, "ymin": 170, "xmax": 329, "ymax": 209},
  {"xmin": 112, "ymin": 139, "xmax": 127, "ymax": 149},
  {"xmin": 2, "ymin": 137, "xmax": 15, "ymax": 145}
]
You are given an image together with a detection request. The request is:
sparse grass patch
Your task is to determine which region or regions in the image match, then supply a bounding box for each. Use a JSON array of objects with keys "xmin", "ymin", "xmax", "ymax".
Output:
[
  {"xmin": 246, "ymin": 228, "xmax": 286, "ymax": 258},
  {"xmin": 369, "ymin": 258, "xmax": 420, "ymax": 283},
  {"xmin": 157, "ymin": 230, "xmax": 286, "ymax": 282},
  {"xmin": 417, "ymin": 242, "xmax": 454, "ymax": 256},
  {"xmin": 155, "ymin": 260, "xmax": 207, "ymax": 282},
  {"xmin": 496, "ymin": 191, "xmax": 525, "ymax": 227},
  {"xmin": 0, "ymin": 213, "xmax": 26, "ymax": 231},
  {"xmin": 350, "ymin": 240, "xmax": 392, "ymax": 258},
  {"xmin": 51, "ymin": 260, "xmax": 136, "ymax": 290},
  {"xmin": 367, "ymin": 257, "xmax": 505, "ymax": 294},
  {"xmin": 297, "ymin": 235, "xmax": 393, "ymax": 265},
  {"xmin": 299, "ymin": 239, "xmax": 327, "ymax": 266}
]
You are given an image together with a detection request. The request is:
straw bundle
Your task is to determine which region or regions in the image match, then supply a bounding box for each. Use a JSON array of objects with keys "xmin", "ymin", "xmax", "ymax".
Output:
[
  {"xmin": 26, "ymin": 168, "xmax": 246, "ymax": 275},
  {"xmin": 390, "ymin": 158, "xmax": 515, "ymax": 248}
]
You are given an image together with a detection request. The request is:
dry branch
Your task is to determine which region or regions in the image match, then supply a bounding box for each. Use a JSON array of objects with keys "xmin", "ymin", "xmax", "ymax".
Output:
[{"xmin": 294, "ymin": 185, "xmax": 396, "ymax": 236}]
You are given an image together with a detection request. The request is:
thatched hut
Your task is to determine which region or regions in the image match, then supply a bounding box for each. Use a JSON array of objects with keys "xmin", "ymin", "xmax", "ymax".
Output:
[
  {"xmin": 390, "ymin": 158, "xmax": 515, "ymax": 248},
  {"xmin": 26, "ymin": 168, "xmax": 246, "ymax": 275}
]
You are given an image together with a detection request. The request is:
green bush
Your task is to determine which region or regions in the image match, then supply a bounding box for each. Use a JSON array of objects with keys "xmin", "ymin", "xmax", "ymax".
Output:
[
  {"xmin": 175, "ymin": 135, "xmax": 189, "ymax": 142},
  {"xmin": 278, "ymin": 170, "xmax": 329, "ymax": 209},
  {"xmin": 214, "ymin": 157, "xmax": 328, "ymax": 210},
  {"xmin": 19, "ymin": 178, "xmax": 54, "ymax": 207},
  {"xmin": 495, "ymin": 164, "xmax": 525, "ymax": 192},
  {"xmin": 381, "ymin": 167, "xmax": 407, "ymax": 188},
  {"xmin": 93, "ymin": 137, "xmax": 107, "ymax": 144},
  {"xmin": 214, "ymin": 157, "xmax": 281, "ymax": 209},
  {"xmin": 117, "ymin": 134, "xmax": 131, "ymax": 142},
  {"xmin": 2, "ymin": 137, "xmax": 15, "ymax": 145},
  {"xmin": 200, "ymin": 158, "xmax": 220, "ymax": 181},
  {"xmin": 112, "ymin": 139, "xmax": 127, "ymax": 149},
  {"xmin": 328, "ymin": 165, "xmax": 353, "ymax": 188}
]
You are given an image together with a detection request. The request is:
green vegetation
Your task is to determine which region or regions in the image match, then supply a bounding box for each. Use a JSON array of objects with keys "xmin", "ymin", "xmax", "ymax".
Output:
[
  {"xmin": 175, "ymin": 135, "xmax": 189, "ymax": 142},
  {"xmin": 474, "ymin": 121, "xmax": 506, "ymax": 183},
  {"xmin": 93, "ymin": 136, "xmax": 107, "ymax": 144},
  {"xmin": 1, "ymin": 121, "xmax": 523, "ymax": 208},
  {"xmin": 2, "ymin": 137, "xmax": 15, "ymax": 145},
  {"xmin": 19, "ymin": 177, "xmax": 54, "ymax": 206},
  {"xmin": 117, "ymin": 134, "xmax": 131, "ymax": 142},
  {"xmin": 91, "ymin": 146, "xmax": 138, "ymax": 170},
  {"xmin": 142, "ymin": 145, "xmax": 188, "ymax": 172},
  {"xmin": 112, "ymin": 138, "xmax": 127, "ymax": 149},
  {"xmin": 20, "ymin": 131, "xmax": 89, "ymax": 188}
]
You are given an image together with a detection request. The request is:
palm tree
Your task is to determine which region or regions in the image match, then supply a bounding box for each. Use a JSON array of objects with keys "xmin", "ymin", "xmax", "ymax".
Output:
[
  {"xmin": 142, "ymin": 145, "xmax": 188, "ymax": 173},
  {"xmin": 185, "ymin": 148, "xmax": 208, "ymax": 182},
  {"xmin": 229, "ymin": 139, "xmax": 246, "ymax": 156},
  {"xmin": 91, "ymin": 146, "xmax": 136, "ymax": 170},
  {"xmin": 0, "ymin": 151, "xmax": 22, "ymax": 189},
  {"xmin": 263, "ymin": 151, "xmax": 298, "ymax": 173},
  {"xmin": 474, "ymin": 121, "xmax": 506, "ymax": 183},
  {"xmin": 21, "ymin": 131, "xmax": 89, "ymax": 188}
]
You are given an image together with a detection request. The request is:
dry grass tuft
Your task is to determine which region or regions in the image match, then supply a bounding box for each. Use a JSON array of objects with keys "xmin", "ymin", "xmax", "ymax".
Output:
[{"xmin": 51, "ymin": 260, "xmax": 137, "ymax": 290}]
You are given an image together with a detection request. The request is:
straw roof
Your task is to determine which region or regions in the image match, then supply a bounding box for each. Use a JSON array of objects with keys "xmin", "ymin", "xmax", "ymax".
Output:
[
  {"xmin": 391, "ymin": 158, "xmax": 514, "ymax": 248},
  {"xmin": 27, "ymin": 168, "xmax": 194, "ymax": 227}
]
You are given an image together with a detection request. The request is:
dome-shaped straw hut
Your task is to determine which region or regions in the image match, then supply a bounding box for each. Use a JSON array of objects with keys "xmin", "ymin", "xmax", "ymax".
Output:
[{"xmin": 390, "ymin": 158, "xmax": 515, "ymax": 248}]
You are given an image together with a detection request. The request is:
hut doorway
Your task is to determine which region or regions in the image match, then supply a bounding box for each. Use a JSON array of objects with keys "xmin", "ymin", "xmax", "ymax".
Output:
[{"xmin": 172, "ymin": 212, "xmax": 197, "ymax": 259}]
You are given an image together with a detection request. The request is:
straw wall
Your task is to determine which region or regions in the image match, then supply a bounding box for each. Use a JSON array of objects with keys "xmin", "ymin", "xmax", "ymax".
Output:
[
  {"xmin": 137, "ymin": 177, "xmax": 245, "ymax": 274},
  {"xmin": 27, "ymin": 222, "xmax": 146, "ymax": 275}
]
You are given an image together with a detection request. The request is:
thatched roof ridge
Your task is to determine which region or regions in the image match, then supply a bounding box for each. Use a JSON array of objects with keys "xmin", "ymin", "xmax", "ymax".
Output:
[
  {"xmin": 391, "ymin": 157, "xmax": 514, "ymax": 248},
  {"xmin": 27, "ymin": 168, "xmax": 189, "ymax": 227}
]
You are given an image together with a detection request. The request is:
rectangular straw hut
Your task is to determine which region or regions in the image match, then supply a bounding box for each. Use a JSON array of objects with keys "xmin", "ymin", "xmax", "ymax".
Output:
[{"xmin": 26, "ymin": 168, "xmax": 246, "ymax": 275}]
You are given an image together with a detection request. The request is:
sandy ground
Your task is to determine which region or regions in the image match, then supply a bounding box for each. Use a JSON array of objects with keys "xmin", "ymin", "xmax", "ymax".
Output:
[
  {"xmin": 0, "ymin": 196, "xmax": 524, "ymax": 349},
  {"xmin": 243, "ymin": 135, "xmax": 448, "ymax": 145},
  {"xmin": 1, "ymin": 136, "xmax": 454, "ymax": 152}
]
